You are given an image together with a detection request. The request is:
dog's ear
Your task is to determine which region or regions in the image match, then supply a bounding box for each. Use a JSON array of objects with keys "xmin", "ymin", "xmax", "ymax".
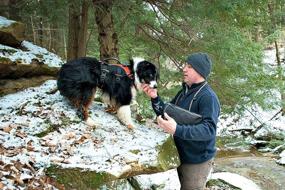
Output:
[
  {"xmin": 129, "ymin": 58, "xmax": 134, "ymax": 71},
  {"xmin": 156, "ymin": 69, "xmax": 160, "ymax": 80}
]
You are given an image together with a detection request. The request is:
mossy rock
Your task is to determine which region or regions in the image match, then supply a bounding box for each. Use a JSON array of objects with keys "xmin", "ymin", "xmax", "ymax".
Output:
[
  {"xmin": 0, "ymin": 56, "xmax": 14, "ymax": 64},
  {"xmin": 46, "ymin": 166, "xmax": 117, "ymax": 189},
  {"xmin": 98, "ymin": 179, "xmax": 134, "ymax": 190},
  {"xmin": 207, "ymin": 179, "xmax": 241, "ymax": 190},
  {"xmin": 267, "ymin": 139, "xmax": 285, "ymax": 150},
  {"xmin": 0, "ymin": 76, "xmax": 55, "ymax": 97},
  {"xmin": 216, "ymin": 136, "xmax": 250, "ymax": 149},
  {"xmin": 0, "ymin": 20, "xmax": 25, "ymax": 48},
  {"xmin": 156, "ymin": 135, "xmax": 180, "ymax": 171},
  {"xmin": 45, "ymin": 136, "xmax": 180, "ymax": 189},
  {"xmin": 0, "ymin": 62, "xmax": 59, "ymax": 79}
]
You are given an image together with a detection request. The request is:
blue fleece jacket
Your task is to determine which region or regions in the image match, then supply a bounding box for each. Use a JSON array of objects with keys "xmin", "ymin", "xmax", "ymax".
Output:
[{"xmin": 151, "ymin": 81, "xmax": 220, "ymax": 164}]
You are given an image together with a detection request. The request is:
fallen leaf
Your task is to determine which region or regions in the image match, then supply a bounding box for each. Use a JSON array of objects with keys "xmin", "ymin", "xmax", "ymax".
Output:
[{"xmin": 3, "ymin": 125, "xmax": 13, "ymax": 133}]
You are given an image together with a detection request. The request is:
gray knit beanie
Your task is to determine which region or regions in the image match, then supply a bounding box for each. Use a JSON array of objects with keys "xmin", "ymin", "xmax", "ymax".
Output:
[{"xmin": 186, "ymin": 52, "xmax": 213, "ymax": 79}]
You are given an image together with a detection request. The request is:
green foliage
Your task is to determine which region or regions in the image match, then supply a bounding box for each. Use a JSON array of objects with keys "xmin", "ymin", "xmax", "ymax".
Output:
[
  {"xmin": 264, "ymin": 29, "xmax": 284, "ymax": 44},
  {"xmin": 268, "ymin": 139, "xmax": 285, "ymax": 149},
  {"xmin": 8, "ymin": 0, "xmax": 285, "ymax": 116},
  {"xmin": 136, "ymin": 92, "xmax": 156, "ymax": 119}
]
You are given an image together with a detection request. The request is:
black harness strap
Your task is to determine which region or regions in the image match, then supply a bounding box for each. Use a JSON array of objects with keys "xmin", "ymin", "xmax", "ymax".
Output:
[
  {"xmin": 100, "ymin": 63, "xmax": 109, "ymax": 82},
  {"xmin": 99, "ymin": 59, "xmax": 133, "ymax": 84}
]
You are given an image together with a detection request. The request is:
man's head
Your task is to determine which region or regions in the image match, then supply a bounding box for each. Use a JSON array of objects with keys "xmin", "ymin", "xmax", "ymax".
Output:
[{"xmin": 183, "ymin": 52, "xmax": 212, "ymax": 85}]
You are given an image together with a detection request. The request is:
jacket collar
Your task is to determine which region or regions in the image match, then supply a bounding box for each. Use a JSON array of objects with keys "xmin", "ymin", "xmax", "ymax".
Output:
[{"xmin": 182, "ymin": 81, "xmax": 207, "ymax": 95}]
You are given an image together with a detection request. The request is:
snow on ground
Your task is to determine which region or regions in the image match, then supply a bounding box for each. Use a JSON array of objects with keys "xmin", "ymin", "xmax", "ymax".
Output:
[
  {"xmin": 263, "ymin": 47, "xmax": 285, "ymax": 66},
  {"xmin": 0, "ymin": 29, "xmax": 283, "ymax": 188},
  {"xmin": 133, "ymin": 169, "xmax": 180, "ymax": 190},
  {"xmin": 217, "ymin": 103, "xmax": 285, "ymax": 167},
  {"xmin": 0, "ymin": 80, "xmax": 178, "ymax": 189},
  {"xmin": 1, "ymin": 16, "xmax": 63, "ymax": 67},
  {"xmin": 0, "ymin": 80, "xmax": 170, "ymax": 174},
  {"xmin": 277, "ymin": 150, "xmax": 285, "ymax": 165},
  {"xmin": 0, "ymin": 16, "xmax": 15, "ymax": 27},
  {"xmin": 217, "ymin": 104, "xmax": 285, "ymax": 136},
  {"xmin": 210, "ymin": 172, "xmax": 261, "ymax": 190},
  {"xmin": 0, "ymin": 41, "xmax": 64, "ymax": 67}
]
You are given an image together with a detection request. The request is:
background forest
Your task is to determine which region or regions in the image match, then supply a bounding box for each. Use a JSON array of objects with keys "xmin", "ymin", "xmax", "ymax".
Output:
[
  {"xmin": 1, "ymin": 1, "xmax": 285, "ymax": 189},
  {"xmin": 1, "ymin": 0, "xmax": 284, "ymax": 118}
]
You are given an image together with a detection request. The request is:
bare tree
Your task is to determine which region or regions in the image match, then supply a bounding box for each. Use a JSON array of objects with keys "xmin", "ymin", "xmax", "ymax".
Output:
[{"xmin": 268, "ymin": 2, "xmax": 285, "ymax": 115}]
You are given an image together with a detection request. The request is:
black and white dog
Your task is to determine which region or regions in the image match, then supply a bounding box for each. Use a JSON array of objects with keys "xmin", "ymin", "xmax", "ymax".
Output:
[{"xmin": 57, "ymin": 57, "xmax": 158, "ymax": 129}]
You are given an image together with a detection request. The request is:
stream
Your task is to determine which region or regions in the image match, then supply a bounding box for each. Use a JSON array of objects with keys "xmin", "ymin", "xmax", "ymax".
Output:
[{"xmin": 214, "ymin": 150, "xmax": 285, "ymax": 190}]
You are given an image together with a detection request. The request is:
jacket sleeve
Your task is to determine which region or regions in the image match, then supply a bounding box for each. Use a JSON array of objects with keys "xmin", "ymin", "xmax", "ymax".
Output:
[
  {"xmin": 174, "ymin": 93, "xmax": 220, "ymax": 141},
  {"xmin": 151, "ymin": 90, "xmax": 183, "ymax": 116},
  {"xmin": 151, "ymin": 96, "xmax": 165, "ymax": 116}
]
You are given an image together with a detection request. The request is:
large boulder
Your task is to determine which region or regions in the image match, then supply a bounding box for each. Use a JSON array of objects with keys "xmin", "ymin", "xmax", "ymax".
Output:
[
  {"xmin": 0, "ymin": 80, "xmax": 180, "ymax": 189},
  {"xmin": 0, "ymin": 35, "xmax": 63, "ymax": 96},
  {"xmin": 0, "ymin": 76, "xmax": 54, "ymax": 96},
  {"xmin": 0, "ymin": 16, "xmax": 25, "ymax": 48},
  {"xmin": 0, "ymin": 41, "xmax": 63, "ymax": 79}
]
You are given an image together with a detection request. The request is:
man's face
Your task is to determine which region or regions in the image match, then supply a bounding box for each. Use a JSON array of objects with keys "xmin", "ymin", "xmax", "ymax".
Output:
[{"xmin": 183, "ymin": 63, "xmax": 201, "ymax": 85}]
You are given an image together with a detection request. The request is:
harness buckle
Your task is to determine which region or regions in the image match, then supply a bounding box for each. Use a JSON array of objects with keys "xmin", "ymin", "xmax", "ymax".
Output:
[
  {"xmin": 100, "ymin": 69, "xmax": 109, "ymax": 82},
  {"xmin": 116, "ymin": 77, "xmax": 121, "ymax": 82}
]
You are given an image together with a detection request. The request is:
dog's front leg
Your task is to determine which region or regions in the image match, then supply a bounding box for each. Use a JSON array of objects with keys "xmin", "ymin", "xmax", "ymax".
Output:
[{"xmin": 117, "ymin": 105, "xmax": 134, "ymax": 129}]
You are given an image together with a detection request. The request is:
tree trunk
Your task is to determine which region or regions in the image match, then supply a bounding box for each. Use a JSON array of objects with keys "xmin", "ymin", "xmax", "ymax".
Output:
[
  {"xmin": 274, "ymin": 41, "xmax": 281, "ymax": 65},
  {"xmin": 268, "ymin": 2, "xmax": 285, "ymax": 115},
  {"xmin": 63, "ymin": 30, "xmax": 67, "ymax": 60},
  {"xmin": 0, "ymin": 0, "xmax": 21, "ymax": 21},
  {"xmin": 67, "ymin": 1, "xmax": 80, "ymax": 61},
  {"xmin": 78, "ymin": 0, "xmax": 89, "ymax": 58},
  {"xmin": 38, "ymin": 17, "xmax": 44, "ymax": 47},
  {"xmin": 93, "ymin": 0, "xmax": 119, "ymax": 62},
  {"xmin": 67, "ymin": 0, "xmax": 88, "ymax": 60},
  {"xmin": 8, "ymin": 0, "xmax": 21, "ymax": 21},
  {"xmin": 0, "ymin": 0, "xmax": 10, "ymax": 19},
  {"xmin": 30, "ymin": 16, "xmax": 37, "ymax": 44},
  {"xmin": 283, "ymin": 38, "xmax": 285, "ymax": 115},
  {"xmin": 278, "ymin": 46, "xmax": 285, "ymax": 116},
  {"xmin": 50, "ymin": 22, "xmax": 60, "ymax": 54}
]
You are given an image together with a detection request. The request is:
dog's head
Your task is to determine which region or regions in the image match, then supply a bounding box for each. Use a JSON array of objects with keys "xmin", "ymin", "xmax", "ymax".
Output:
[{"xmin": 131, "ymin": 57, "xmax": 159, "ymax": 90}]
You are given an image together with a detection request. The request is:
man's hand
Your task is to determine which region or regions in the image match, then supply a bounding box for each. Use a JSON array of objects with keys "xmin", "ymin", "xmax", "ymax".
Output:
[
  {"xmin": 157, "ymin": 113, "xmax": 177, "ymax": 135},
  {"xmin": 142, "ymin": 84, "xmax": 158, "ymax": 99}
]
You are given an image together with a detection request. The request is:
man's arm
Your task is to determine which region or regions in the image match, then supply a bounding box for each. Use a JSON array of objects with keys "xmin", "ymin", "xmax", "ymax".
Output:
[
  {"xmin": 150, "ymin": 88, "xmax": 183, "ymax": 116},
  {"xmin": 151, "ymin": 96, "xmax": 165, "ymax": 116},
  {"xmin": 142, "ymin": 84, "xmax": 165, "ymax": 116}
]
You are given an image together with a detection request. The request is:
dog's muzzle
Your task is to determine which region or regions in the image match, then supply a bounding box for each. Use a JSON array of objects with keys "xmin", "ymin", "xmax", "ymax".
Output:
[{"xmin": 149, "ymin": 81, "xmax": 157, "ymax": 89}]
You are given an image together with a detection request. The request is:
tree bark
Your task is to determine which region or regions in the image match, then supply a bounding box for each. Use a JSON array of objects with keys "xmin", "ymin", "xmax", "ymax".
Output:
[
  {"xmin": 93, "ymin": 0, "xmax": 119, "ymax": 62},
  {"xmin": 38, "ymin": 17, "xmax": 44, "ymax": 47},
  {"xmin": 67, "ymin": 0, "xmax": 89, "ymax": 61},
  {"xmin": 8, "ymin": 0, "xmax": 21, "ymax": 21},
  {"xmin": 0, "ymin": 0, "xmax": 10, "ymax": 19},
  {"xmin": 30, "ymin": 16, "xmax": 37, "ymax": 44},
  {"xmin": 78, "ymin": 0, "xmax": 89, "ymax": 58},
  {"xmin": 67, "ymin": 1, "xmax": 80, "ymax": 61}
]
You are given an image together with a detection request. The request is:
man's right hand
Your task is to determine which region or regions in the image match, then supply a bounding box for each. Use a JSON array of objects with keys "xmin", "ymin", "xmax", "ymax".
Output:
[{"xmin": 142, "ymin": 84, "xmax": 158, "ymax": 99}]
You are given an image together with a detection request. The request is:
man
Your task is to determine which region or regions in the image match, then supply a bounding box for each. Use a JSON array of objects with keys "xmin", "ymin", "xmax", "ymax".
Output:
[{"xmin": 142, "ymin": 52, "xmax": 220, "ymax": 190}]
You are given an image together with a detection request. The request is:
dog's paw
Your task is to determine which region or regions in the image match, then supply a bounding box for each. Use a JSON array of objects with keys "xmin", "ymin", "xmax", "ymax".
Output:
[
  {"xmin": 127, "ymin": 124, "xmax": 134, "ymax": 130},
  {"xmin": 85, "ymin": 118, "xmax": 98, "ymax": 127},
  {"xmin": 105, "ymin": 106, "xmax": 117, "ymax": 114}
]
